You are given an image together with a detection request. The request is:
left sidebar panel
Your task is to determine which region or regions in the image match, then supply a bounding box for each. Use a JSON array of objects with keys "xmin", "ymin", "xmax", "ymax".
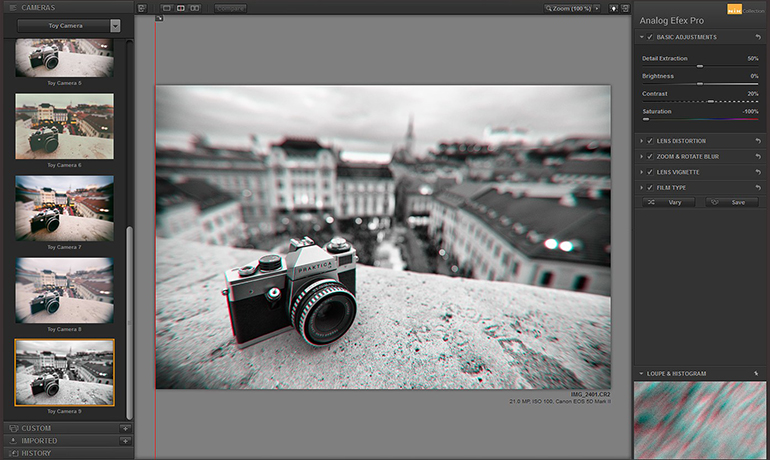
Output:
[{"xmin": 3, "ymin": 2, "xmax": 135, "ymax": 459}]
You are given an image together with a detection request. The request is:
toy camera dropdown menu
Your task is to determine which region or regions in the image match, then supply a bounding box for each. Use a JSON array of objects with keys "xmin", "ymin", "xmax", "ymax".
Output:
[{"xmin": 635, "ymin": 133, "xmax": 766, "ymax": 208}]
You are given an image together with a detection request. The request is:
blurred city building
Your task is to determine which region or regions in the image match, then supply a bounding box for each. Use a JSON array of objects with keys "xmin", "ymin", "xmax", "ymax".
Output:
[
  {"xmin": 80, "ymin": 115, "xmax": 114, "ymax": 139},
  {"xmin": 335, "ymin": 162, "xmax": 395, "ymax": 225},
  {"xmin": 156, "ymin": 177, "xmax": 247, "ymax": 246},
  {"xmin": 156, "ymin": 135, "xmax": 274, "ymax": 237},
  {"xmin": 79, "ymin": 38, "xmax": 114, "ymax": 57},
  {"xmin": 40, "ymin": 187, "xmax": 55, "ymax": 204},
  {"xmin": 267, "ymin": 137, "xmax": 338, "ymax": 219},
  {"xmin": 75, "ymin": 361, "xmax": 113, "ymax": 385},
  {"xmin": 430, "ymin": 183, "xmax": 610, "ymax": 295}
]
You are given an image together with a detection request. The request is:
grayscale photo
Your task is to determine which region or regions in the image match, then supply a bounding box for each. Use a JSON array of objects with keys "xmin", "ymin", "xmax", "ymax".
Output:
[
  {"xmin": 16, "ymin": 258, "xmax": 114, "ymax": 324},
  {"xmin": 15, "ymin": 94, "xmax": 114, "ymax": 160},
  {"xmin": 15, "ymin": 339, "xmax": 114, "ymax": 406},
  {"xmin": 15, "ymin": 175, "xmax": 115, "ymax": 242},
  {"xmin": 155, "ymin": 85, "xmax": 611, "ymax": 390},
  {"xmin": 16, "ymin": 39, "xmax": 114, "ymax": 78}
]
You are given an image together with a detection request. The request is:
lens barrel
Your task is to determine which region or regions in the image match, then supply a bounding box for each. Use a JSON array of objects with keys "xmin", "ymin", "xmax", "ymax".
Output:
[
  {"xmin": 289, "ymin": 280, "xmax": 356, "ymax": 346},
  {"xmin": 45, "ymin": 381, "xmax": 59, "ymax": 396},
  {"xmin": 47, "ymin": 299, "xmax": 60, "ymax": 314}
]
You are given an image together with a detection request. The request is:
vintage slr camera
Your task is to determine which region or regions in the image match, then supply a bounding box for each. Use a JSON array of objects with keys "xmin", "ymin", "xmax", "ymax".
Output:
[
  {"xmin": 30, "ymin": 209, "xmax": 60, "ymax": 233},
  {"xmin": 29, "ymin": 45, "xmax": 59, "ymax": 70},
  {"xmin": 28, "ymin": 126, "xmax": 59, "ymax": 153},
  {"xmin": 223, "ymin": 236, "xmax": 358, "ymax": 348},
  {"xmin": 30, "ymin": 374, "xmax": 60, "ymax": 397},
  {"xmin": 30, "ymin": 291, "xmax": 60, "ymax": 315}
]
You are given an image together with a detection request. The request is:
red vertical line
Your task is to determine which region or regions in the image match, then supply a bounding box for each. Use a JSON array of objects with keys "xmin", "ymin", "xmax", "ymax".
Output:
[{"xmin": 154, "ymin": 21, "xmax": 158, "ymax": 459}]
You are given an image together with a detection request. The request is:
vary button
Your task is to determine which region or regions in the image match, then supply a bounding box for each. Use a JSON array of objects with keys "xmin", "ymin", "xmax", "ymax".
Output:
[
  {"xmin": 642, "ymin": 197, "xmax": 695, "ymax": 207},
  {"xmin": 706, "ymin": 197, "xmax": 759, "ymax": 208}
]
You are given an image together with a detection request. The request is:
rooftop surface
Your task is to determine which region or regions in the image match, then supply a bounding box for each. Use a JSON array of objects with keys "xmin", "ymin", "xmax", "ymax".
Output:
[
  {"xmin": 16, "ymin": 127, "xmax": 114, "ymax": 160},
  {"xmin": 16, "ymin": 283, "xmax": 114, "ymax": 324},
  {"xmin": 156, "ymin": 238, "xmax": 611, "ymax": 390},
  {"xmin": 15, "ymin": 372, "xmax": 113, "ymax": 406},
  {"xmin": 15, "ymin": 208, "xmax": 115, "ymax": 242}
]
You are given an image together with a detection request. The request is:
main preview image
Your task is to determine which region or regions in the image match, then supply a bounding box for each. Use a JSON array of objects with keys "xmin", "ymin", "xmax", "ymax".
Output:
[{"xmin": 155, "ymin": 85, "xmax": 611, "ymax": 390}]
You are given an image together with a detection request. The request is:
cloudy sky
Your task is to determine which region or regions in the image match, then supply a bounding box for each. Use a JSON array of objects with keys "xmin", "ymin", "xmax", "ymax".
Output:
[
  {"xmin": 17, "ymin": 340, "xmax": 113, "ymax": 354},
  {"xmin": 17, "ymin": 257, "xmax": 112, "ymax": 274},
  {"xmin": 16, "ymin": 175, "xmax": 113, "ymax": 192},
  {"xmin": 16, "ymin": 93, "xmax": 113, "ymax": 107},
  {"xmin": 157, "ymin": 85, "xmax": 610, "ymax": 155}
]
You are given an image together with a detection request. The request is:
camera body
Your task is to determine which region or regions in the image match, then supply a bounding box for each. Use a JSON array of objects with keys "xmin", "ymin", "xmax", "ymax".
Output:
[
  {"xmin": 30, "ymin": 374, "xmax": 60, "ymax": 397},
  {"xmin": 223, "ymin": 237, "xmax": 357, "ymax": 348},
  {"xmin": 29, "ymin": 45, "xmax": 59, "ymax": 70},
  {"xmin": 28, "ymin": 127, "xmax": 59, "ymax": 153},
  {"xmin": 30, "ymin": 209, "xmax": 60, "ymax": 233},
  {"xmin": 30, "ymin": 291, "xmax": 61, "ymax": 315}
]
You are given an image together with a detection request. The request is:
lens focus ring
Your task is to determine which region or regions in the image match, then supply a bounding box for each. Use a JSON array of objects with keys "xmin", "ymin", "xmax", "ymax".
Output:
[{"xmin": 290, "ymin": 280, "xmax": 356, "ymax": 346}]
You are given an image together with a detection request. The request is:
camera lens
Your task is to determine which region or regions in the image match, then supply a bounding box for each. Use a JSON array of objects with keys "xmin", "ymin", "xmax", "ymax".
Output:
[
  {"xmin": 44, "ymin": 55, "xmax": 59, "ymax": 69},
  {"xmin": 45, "ymin": 137, "xmax": 58, "ymax": 153},
  {"xmin": 45, "ymin": 381, "xmax": 59, "ymax": 396},
  {"xmin": 46, "ymin": 217, "xmax": 59, "ymax": 232},
  {"xmin": 47, "ymin": 300, "xmax": 60, "ymax": 314},
  {"xmin": 313, "ymin": 300, "xmax": 346, "ymax": 332},
  {"xmin": 289, "ymin": 280, "xmax": 356, "ymax": 346}
]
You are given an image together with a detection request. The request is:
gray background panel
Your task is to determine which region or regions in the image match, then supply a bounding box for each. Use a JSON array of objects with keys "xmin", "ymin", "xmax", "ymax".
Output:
[{"xmin": 135, "ymin": 15, "xmax": 631, "ymax": 459}]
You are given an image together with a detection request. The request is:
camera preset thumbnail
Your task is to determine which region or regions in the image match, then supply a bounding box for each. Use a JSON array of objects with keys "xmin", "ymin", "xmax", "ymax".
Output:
[
  {"xmin": 155, "ymin": 85, "xmax": 611, "ymax": 390},
  {"xmin": 16, "ymin": 175, "xmax": 115, "ymax": 242},
  {"xmin": 16, "ymin": 258, "xmax": 114, "ymax": 324},
  {"xmin": 15, "ymin": 93, "xmax": 114, "ymax": 160},
  {"xmin": 15, "ymin": 339, "xmax": 114, "ymax": 407},
  {"xmin": 15, "ymin": 38, "xmax": 114, "ymax": 78}
]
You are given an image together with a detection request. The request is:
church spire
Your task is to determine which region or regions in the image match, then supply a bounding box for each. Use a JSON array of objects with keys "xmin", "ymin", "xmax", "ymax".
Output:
[{"xmin": 405, "ymin": 114, "xmax": 415, "ymax": 155}]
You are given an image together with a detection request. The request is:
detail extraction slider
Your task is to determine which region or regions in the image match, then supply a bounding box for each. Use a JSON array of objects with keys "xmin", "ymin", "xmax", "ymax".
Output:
[{"xmin": 17, "ymin": 19, "xmax": 121, "ymax": 33}]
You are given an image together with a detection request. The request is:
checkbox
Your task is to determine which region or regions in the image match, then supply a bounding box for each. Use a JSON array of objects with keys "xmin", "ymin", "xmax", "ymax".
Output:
[
  {"xmin": 647, "ymin": 168, "xmax": 654, "ymax": 175},
  {"xmin": 647, "ymin": 33, "xmax": 653, "ymax": 40},
  {"xmin": 646, "ymin": 137, "xmax": 654, "ymax": 144},
  {"xmin": 647, "ymin": 183, "xmax": 654, "ymax": 190},
  {"xmin": 647, "ymin": 152, "xmax": 654, "ymax": 160}
]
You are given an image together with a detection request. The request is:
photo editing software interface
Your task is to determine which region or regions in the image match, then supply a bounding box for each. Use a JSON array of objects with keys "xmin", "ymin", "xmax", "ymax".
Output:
[{"xmin": 0, "ymin": 0, "xmax": 768, "ymax": 459}]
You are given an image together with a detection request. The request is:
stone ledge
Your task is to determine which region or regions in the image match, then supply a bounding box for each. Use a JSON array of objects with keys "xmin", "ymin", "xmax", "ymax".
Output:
[
  {"xmin": 15, "ymin": 209, "xmax": 114, "ymax": 242},
  {"xmin": 16, "ymin": 127, "xmax": 114, "ymax": 160},
  {"xmin": 15, "ymin": 373, "xmax": 113, "ymax": 406},
  {"xmin": 16, "ymin": 284, "xmax": 114, "ymax": 324},
  {"xmin": 156, "ymin": 238, "xmax": 611, "ymax": 390}
]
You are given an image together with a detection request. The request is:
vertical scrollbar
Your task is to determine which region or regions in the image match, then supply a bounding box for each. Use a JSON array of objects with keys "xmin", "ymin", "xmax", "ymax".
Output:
[
  {"xmin": 126, "ymin": 37, "xmax": 135, "ymax": 422},
  {"xmin": 126, "ymin": 226, "xmax": 134, "ymax": 420}
]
